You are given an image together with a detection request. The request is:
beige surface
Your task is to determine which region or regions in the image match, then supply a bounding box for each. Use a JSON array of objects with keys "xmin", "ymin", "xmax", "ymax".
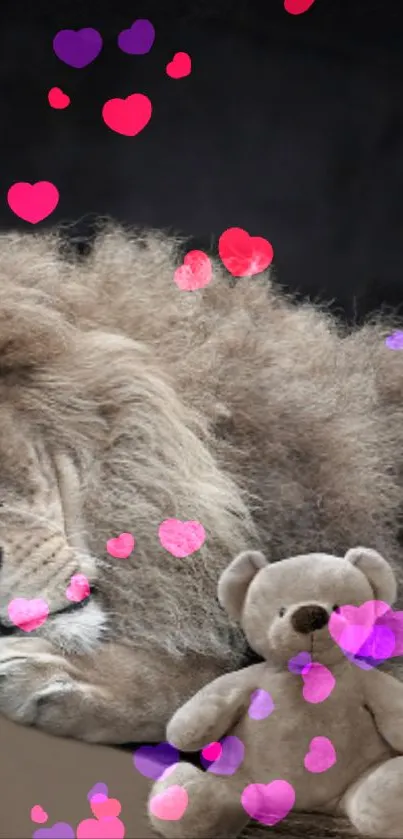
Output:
[{"xmin": 0, "ymin": 718, "xmax": 157, "ymax": 838}]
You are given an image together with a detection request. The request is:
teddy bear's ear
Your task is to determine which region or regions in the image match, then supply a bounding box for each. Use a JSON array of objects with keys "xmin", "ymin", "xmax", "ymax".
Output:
[
  {"xmin": 344, "ymin": 547, "xmax": 397, "ymax": 604},
  {"xmin": 217, "ymin": 550, "xmax": 268, "ymax": 621}
]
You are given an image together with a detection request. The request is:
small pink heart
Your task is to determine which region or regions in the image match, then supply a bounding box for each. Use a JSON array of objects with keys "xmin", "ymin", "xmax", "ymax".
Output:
[
  {"xmin": 301, "ymin": 662, "xmax": 335, "ymax": 704},
  {"xmin": 158, "ymin": 519, "xmax": 205, "ymax": 558},
  {"xmin": 166, "ymin": 52, "xmax": 192, "ymax": 79},
  {"xmin": 201, "ymin": 741, "xmax": 222, "ymax": 761},
  {"xmin": 76, "ymin": 817, "xmax": 125, "ymax": 839},
  {"xmin": 31, "ymin": 806, "xmax": 49, "ymax": 824},
  {"xmin": 329, "ymin": 601, "xmax": 390, "ymax": 655},
  {"xmin": 304, "ymin": 736, "xmax": 337, "ymax": 773},
  {"xmin": 8, "ymin": 598, "xmax": 49, "ymax": 631},
  {"xmin": 90, "ymin": 798, "xmax": 121, "ymax": 820},
  {"xmin": 65, "ymin": 573, "xmax": 90, "ymax": 603},
  {"xmin": 48, "ymin": 87, "xmax": 70, "ymax": 109},
  {"xmin": 241, "ymin": 780, "xmax": 295, "ymax": 826},
  {"xmin": 174, "ymin": 251, "xmax": 212, "ymax": 291},
  {"xmin": 149, "ymin": 786, "xmax": 188, "ymax": 821},
  {"xmin": 106, "ymin": 532, "xmax": 135, "ymax": 559}
]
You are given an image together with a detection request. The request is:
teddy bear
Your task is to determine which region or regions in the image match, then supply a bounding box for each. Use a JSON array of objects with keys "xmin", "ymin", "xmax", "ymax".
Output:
[{"xmin": 148, "ymin": 547, "xmax": 403, "ymax": 839}]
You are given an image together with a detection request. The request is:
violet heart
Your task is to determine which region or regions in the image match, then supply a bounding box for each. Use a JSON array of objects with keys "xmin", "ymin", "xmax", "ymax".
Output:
[
  {"xmin": 385, "ymin": 331, "xmax": 403, "ymax": 350},
  {"xmin": 118, "ymin": 19, "xmax": 155, "ymax": 55},
  {"xmin": 349, "ymin": 625, "xmax": 396, "ymax": 669},
  {"xmin": 133, "ymin": 741, "xmax": 180, "ymax": 780},
  {"xmin": 33, "ymin": 823, "xmax": 74, "ymax": 839},
  {"xmin": 288, "ymin": 652, "xmax": 312, "ymax": 675},
  {"xmin": 200, "ymin": 735, "xmax": 245, "ymax": 775},
  {"xmin": 328, "ymin": 600, "xmax": 391, "ymax": 655},
  {"xmin": 248, "ymin": 689, "xmax": 275, "ymax": 720},
  {"xmin": 53, "ymin": 28, "xmax": 103, "ymax": 69},
  {"xmin": 87, "ymin": 782, "xmax": 109, "ymax": 802}
]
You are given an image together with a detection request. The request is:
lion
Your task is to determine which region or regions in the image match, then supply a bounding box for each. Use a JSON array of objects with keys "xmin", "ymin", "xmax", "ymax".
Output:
[{"xmin": 0, "ymin": 223, "xmax": 403, "ymax": 839}]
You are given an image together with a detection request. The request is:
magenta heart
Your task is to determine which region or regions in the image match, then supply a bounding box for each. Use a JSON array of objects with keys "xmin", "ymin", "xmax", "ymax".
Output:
[
  {"xmin": 241, "ymin": 780, "xmax": 295, "ymax": 826},
  {"xmin": 76, "ymin": 817, "xmax": 125, "ymax": 839},
  {"xmin": 33, "ymin": 824, "xmax": 74, "ymax": 839},
  {"xmin": 304, "ymin": 736, "xmax": 337, "ymax": 773},
  {"xmin": 302, "ymin": 662, "xmax": 335, "ymax": 704},
  {"xmin": 200, "ymin": 735, "xmax": 244, "ymax": 775},
  {"xmin": 106, "ymin": 532, "xmax": 135, "ymax": 559}
]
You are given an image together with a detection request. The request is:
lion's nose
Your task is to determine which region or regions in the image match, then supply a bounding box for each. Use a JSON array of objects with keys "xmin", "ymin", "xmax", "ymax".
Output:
[{"xmin": 291, "ymin": 604, "xmax": 329, "ymax": 634}]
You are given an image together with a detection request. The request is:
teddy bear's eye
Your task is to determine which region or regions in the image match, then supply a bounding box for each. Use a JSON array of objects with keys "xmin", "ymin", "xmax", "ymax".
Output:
[
  {"xmin": 278, "ymin": 607, "xmax": 286, "ymax": 617},
  {"xmin": 332, "ymin": 604, "xmax": 340, "ymax": 613}
]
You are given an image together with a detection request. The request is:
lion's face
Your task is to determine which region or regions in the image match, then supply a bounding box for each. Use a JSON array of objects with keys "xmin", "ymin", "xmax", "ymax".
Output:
[{"xmin": 0, "ymin": 404, "xmax": 107, "ymax": 654}]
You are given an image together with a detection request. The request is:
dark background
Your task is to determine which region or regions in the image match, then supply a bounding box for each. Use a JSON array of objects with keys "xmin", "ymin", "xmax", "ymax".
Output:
[{"xmin": 2, "ymin": 0, "xmax": 403, "ymax": 321}]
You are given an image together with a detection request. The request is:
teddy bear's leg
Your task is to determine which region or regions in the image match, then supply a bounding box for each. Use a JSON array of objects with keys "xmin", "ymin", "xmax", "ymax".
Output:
[
  {"xmin": 148, "ymin": 761, "xmax": 248, "ymax": 839},
  {"xmin": 340, "ymin": 756, "xmax": 403, "ymax": 838}
]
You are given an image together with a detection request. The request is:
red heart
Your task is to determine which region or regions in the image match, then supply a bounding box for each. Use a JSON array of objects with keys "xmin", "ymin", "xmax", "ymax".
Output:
[
  {"xmin": 284, "ymin": 0, "xmax": 316, "ymax": 13},
  {"xmin": 174, "ymin": 251, "xmax": 212, "ymax": 291},
  {"xmin": 102, "ymin": 94, "xmax": 152, "ymax": 137},
  {"xmin": 166, "ymin": 52, "xmax": 192, "ymax": 79},
  {"xmin": 218, "ymin": 227, "xmax": 274, "ymax": 277},
  {"xmin": 90, "ymin": 798, "xmax": 121, "ymax": 820},
  {"xmin": 7, "ymin": 181, "xmax": 59, "ymax": 224},
  {"xmin": 48, "ymin": 87, "xmax": 70, "ymax": 109}
]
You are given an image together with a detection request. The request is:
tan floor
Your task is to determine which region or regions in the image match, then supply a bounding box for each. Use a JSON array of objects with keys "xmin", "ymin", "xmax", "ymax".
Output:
[{"xmin": 0, "ymin": 718, "xmax": 158, "ymax": 838}]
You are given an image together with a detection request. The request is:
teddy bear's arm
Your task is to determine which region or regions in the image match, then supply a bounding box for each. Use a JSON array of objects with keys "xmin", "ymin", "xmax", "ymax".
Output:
[
  {"xmin": 360, "ymin": 667, "xmax": 403, "ymax": 751},
  {"xmin": 166, "ymin": 663, "xmax": 262, "ymax": 752}
]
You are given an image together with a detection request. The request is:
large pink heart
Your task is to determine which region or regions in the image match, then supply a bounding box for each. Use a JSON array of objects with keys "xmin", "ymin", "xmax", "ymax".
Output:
[
  {"xmin": 158, "ymin": 519, "xmax": 205, "ymax": 558},
  {"xmin": 76, "ymin": 817, "xmax": 125, "ymax": 839},
  {"xmin": 328, "ymin": 600, "xmax": 390, "ymax": 654},
  {"xmin": 241, "ymin": 780, "xmax": 295, "ymax": 826},
  {"xmin": 7, "ymin": 598, "xmax": 49, "ymax": 631}
]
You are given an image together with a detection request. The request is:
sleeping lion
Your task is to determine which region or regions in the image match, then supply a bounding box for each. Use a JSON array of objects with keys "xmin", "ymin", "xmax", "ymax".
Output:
[{"xmin": 0, "ymin": 224, "xmax": 402, "ymax": 839}]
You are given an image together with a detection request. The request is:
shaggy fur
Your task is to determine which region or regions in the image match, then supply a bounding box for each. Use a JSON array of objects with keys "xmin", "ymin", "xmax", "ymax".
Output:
[{"xmin": 0, "ymin": 224, "xmax": 403, "ymax": 839}]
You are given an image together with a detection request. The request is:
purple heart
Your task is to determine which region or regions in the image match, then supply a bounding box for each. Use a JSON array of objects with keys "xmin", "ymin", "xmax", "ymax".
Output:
[
  {"xmin": 248, "ymin": 689, "xmax": 275, "ymax": 720},
  {"xmin": 288, "ymin": 652, "xmax": 312, "ymax": 675},
  {"xmin": 118, "ymin": 19, "xmax": 155, "ymax": 55},
  {"xmin": 87, "ymin": 782, "xmax": 109, "ymax": 802},
  {"xmin": 350, "ymin": 625, "xmax": 396, "ymax": 670},
  {"xmin": 53, "ymin": 28, "xmax": 103, "ymax": 68},
  {"xmin": 200, "ymin": 735, "xmax": 245, "ymax": 775},
  {"xmin": 385, "ymin": 331, "xmax": 403, "ymax": 350},
  {"xmin": 33, "ymin": 823, "xmax": 74, "ymax": 839},
  {"xmin": 133, "ymin": 741, "xmax": 180, "ymax": 780}
]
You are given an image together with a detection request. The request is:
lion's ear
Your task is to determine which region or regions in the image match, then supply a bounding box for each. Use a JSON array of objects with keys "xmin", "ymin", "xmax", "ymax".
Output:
[{"xmin": 0, "ymin": 305, "xmax": 70, "ymax": 373}]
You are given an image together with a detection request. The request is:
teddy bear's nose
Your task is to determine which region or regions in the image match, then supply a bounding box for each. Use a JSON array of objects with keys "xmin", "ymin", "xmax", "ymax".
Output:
[{"xmin": 291, "ymin": 604, "xmax": 329, "ymax": 634}]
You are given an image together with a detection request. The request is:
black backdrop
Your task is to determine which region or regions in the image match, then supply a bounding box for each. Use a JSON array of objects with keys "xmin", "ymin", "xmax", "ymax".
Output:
[{"xmin": 2, "ymin": 0, "xmax": 403, "ymax": 321}]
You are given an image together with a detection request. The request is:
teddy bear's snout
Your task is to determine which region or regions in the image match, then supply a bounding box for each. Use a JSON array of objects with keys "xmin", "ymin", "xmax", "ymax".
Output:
[{"xmin": 291, "ymin": 604, "xmax": 329, "ymax": 634}]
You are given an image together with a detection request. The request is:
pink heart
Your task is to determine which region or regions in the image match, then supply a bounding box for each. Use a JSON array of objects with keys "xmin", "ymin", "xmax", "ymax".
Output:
[
  {"xmin": 304, "ymin": 737, "xmax": 337, "ymax": 773},
  {"xmin": 76, "ymin": 817, "xmax": 125, "ymax": 839},
  {"xmin": 7, "ymin": 598, "xmax": 49, "ymax": 631},
  {"xmin": 31, "ymin": 805, "xmax": 48, "ymax": 824},
  {"xmin": 149, "ymin": 786, "xmax": 188, "ymax": 821},
  {"xmin": 241, "ymin": 780, "xmax": 295, "ymax": 826},
  {"xmin": 329, "ymin": 600, "xmax": 390, "ymax": 654},
  {"xmin": 7, "ymin": 181, "xmax": 59, "ymax": 223},
  {"xmin": 158, "ymin": 519, "xmax": 206, "ymax": 558},
  {"xmin": 90, "ymin": 798, "xmax": 121, "ymax": 820},
  {"xmin": 65, "ymin": 573, "xmax": 90, "ymax": 603},
  {"xmin": 102, "ymin": 94, "xmax": 152, "ymax": 137},
  {"xmin": 166, "ymin": 52, "xmax": 192, "ymax": 79},
  {"xmin": 301, "ymin": 663, "xmax": 335, "ymax": 704},
  {"xmin": 174, "ymin": 251, "xmax": 212, "ymax": 291},
  {"xmin": 106, "ymin": 533, "xmax": 135, "ymax": 559}
]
